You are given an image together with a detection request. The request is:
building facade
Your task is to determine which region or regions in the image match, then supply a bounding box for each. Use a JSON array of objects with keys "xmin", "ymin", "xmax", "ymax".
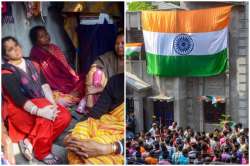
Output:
[{"xmin": 126, "ymin": 2, "xmax": 248, "ymax": 133}]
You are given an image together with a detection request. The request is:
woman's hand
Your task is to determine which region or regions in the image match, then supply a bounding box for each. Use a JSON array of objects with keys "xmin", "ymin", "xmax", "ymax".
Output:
[
  {"xmin": 86, "ymin": 85, "xmax": 104, "ymax": 95},
  {"xmin": 56, "ymin": 97, "xmax": 75, "ymax": 107},
  {"xmin": 55, "ymin": 92, "xmax": 80, "ymax": 107},
  {"xmin": 65, "ymin": 137, "xmax": 112, "ymax": 158},
  {"xmin": 69, "ymin": 91, "xmax": 81, "ymax": 99},
  {"xmin": 63, "ymin": 133, "xmax": 73, "ymax": 146},
  {"xmin": 37, "ymin": 105, "xmax": 59, "ymax": 121}
]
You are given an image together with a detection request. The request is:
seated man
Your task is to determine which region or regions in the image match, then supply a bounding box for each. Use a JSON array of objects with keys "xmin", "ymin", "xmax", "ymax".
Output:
[{"xmin": 64, "ymin": 73, "xmax": 124, "ymax": 164}]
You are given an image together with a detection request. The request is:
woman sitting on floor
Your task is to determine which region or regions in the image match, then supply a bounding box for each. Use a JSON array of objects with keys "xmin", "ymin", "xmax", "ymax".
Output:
[
  {"xmin": 64, "ymin": 73, "xmax": 124, "ymax": 164},
  {"xmin": 29, "ymin": 26, "xmax": 85, "ymax": 106},
  {"xmin": 2, "ymin": 36, "xmax": 71, "ymax": 164}
]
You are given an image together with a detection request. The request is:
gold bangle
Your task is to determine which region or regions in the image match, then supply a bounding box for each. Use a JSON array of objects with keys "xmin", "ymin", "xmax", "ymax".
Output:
[
  {"xmin": 114, "ymin": 143, "xmax": 118, "ymax": 154},
  {"xmin": 112, "ymin": 144, "xmax": 114, "ymax": 153},
  {"xmin": 112, "ymin": 143, "xmax": 116, "ymax": 154},
  {"xmin": 113, "ymin": 144, "xmax": 116, "ymax": 153}
]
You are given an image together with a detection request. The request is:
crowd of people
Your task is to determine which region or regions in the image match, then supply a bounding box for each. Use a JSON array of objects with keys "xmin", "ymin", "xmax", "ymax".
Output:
[{"xmin": 126, "ymin": 121, "xmax": 249, "ymax": 165}]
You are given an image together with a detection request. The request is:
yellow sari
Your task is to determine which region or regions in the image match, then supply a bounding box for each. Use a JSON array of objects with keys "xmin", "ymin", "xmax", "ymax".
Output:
[{"xmin": 68, "ymin": 103, "xmax": 124, "ymax": 164}]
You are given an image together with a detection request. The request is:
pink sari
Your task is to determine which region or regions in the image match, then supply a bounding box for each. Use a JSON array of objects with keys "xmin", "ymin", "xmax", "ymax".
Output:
[{"xmin": 30, "ymin": 44, "xmax": 85, "ymax": 96}]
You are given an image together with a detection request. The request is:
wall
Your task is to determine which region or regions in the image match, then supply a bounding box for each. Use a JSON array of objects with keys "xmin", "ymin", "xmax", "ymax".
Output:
[
  {"xmin": 126, "ymin": 61, "xmax": 188, "ymax": 131},
  {"xmin": 181, "ymin": 2, "xmax": 249, "ymax": 130}
]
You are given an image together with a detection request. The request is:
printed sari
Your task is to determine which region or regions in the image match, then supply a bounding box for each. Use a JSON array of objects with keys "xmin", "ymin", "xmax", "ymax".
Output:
[
  {"xmin": 68, "ymin": 103, "xmax": 124, "ymax": 164},
  {"xmin": 30, "ymin": 44, "xmax": 85, "ymax": 97}
]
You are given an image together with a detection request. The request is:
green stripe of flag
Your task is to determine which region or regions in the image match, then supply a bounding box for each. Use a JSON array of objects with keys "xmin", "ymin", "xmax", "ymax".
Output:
[
  {"xmin": 126, "ymin": 51, "xmax": 140, "ymax": 57},
  {"xmin": 146, "ymin": 48, "xmax": 228, "ymax": 77}
]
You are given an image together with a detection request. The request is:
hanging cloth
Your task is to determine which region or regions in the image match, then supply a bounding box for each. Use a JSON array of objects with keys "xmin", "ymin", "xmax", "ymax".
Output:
[
  {"xmin": 77, "ymin": 22, "xmax": 117, "ymax": 73},
  {"xmin": 68, "ymin": 103, "xmax": 124, "ymax": 164},
  {"xmin": 62, "ymin": 2, "xmax": 86, "ymax": 12},
  {"xmin": 24, "ymin": 2, "xmax": 41, "ymax": 19},
  {"xmin": 64, "ymin": 16, "xmax": 79, "ymax": 48},
  {"xmin": 2, "ymin": 2, "xmax": 14, "ymax": 24}
]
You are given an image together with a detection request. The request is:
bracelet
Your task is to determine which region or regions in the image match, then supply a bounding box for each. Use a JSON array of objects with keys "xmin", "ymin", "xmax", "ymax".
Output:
[
  {"xmin": 117, "ymin": 141, "xmax": 123, "ymax": 155},
  {"xmin": 112, "ymin": 143, "xmax": 117, "ymax": 154},
  {"xmin": 112, "ymin": 143, "xmax": 115, "ymax": 153},
  {"xmin": 30, "ymin": 105, "xmax": 38, "ymax": 115},
  {"xmin": 114, "ymin": 143, "xmax": 118, "ymax": 154},
  {"xmin": 34, "ymin": 107, "xmax": 39, "ymax": 115},
  {"xmin": 112, "ymin": 142, "xmax": 120, "ymax": 154}
]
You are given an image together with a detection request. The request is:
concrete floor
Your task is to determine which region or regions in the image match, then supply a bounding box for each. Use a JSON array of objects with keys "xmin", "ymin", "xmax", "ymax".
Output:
[{"xmin": 14, "ymin": 144, "xmax": 67, "ymax": 164}]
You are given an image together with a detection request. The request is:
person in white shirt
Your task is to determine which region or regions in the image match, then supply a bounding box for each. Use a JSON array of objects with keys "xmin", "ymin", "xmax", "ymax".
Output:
[
  {"xmin": 145, "ymin": 132, "xmax": 154, "ymax": 146},
  {"xmin": 148, "ymin": 123, "xmax": 158, "ymax": 137}
]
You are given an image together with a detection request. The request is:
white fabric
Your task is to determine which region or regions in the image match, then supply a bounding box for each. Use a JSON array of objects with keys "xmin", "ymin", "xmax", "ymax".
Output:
[
  {"xmin": 126, "ymin": 46, "xmax": 141, "ymax": 53},
  {"xmin": 15, "ymin": 58, "xmax": 27, "ymax": 72},
  {"xmin": 143, "ymin": 27, "xmax": 228, "ymax": 56},
  {"xmin": 148, "ymin": 127, "xmax": 156, "ymax": 137},
  {"xmin": 80, "ymin": 13, "xmax": 113, "ymax": 25}
]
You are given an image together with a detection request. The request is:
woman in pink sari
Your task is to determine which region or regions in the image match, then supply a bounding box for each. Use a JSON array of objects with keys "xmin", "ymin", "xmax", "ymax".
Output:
[{"xmin": 29, "ymin": 26, "xmax": 85, "ymax": 106}]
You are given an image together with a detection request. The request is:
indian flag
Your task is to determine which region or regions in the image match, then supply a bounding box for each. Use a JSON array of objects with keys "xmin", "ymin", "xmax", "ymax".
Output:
[
  {"xmin": 126, "ymin": 43, "xmax": 143, "ymax": 57},
  {"xmin": 142, "ymin": 6, "xmax": 232, "ymax": 77}
]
